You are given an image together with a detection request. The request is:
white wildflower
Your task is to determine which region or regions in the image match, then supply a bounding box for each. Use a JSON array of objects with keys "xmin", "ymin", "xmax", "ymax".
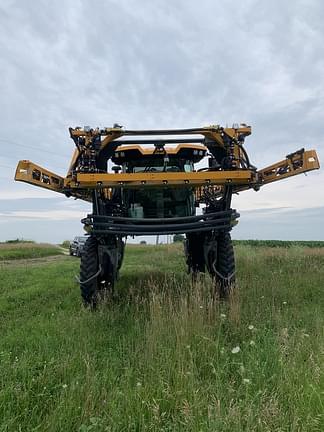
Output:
[
  {"xmin": 62, "ymin": 384, "xmax": 68, "ymax": 389},
  {"xmin": 281, "ymin": 328, "xmax": 289, "ymax": 338},
  {"xmin": 282, "ymin": 301, "xmax": 287, "ymax": 305},
  {"xmin": 243, "ymin": 378, "xmax": 251, "ymax": 384},
  {"xmin": 231, "ymin": 346, "xmax": 241, "ymax": 354},
  {"xmin": 136, "ymin": 382, "xmax": 142, "ymax": 387},
  {"xmin": 220, "ymin": 313, "xmax": 226, "ymax": 319},
  {"xmin": 248, "ymin": 325, "xmax": 254, "ymax": 330},
  {"xmin": 249, "ymin": 340, "xmax": 256, "ymax": 346}
]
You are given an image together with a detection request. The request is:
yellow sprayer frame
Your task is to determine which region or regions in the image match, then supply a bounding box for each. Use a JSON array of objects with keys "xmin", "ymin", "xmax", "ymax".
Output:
[{"xmin": 15, "ymin": 125, "xmax": 320, "ymax": 202}]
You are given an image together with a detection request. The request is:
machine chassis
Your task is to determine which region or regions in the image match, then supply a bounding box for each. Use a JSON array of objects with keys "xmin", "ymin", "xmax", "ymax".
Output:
[{"xmin": 15, "ymin": 124, "xmax": 320, "ymax": 306}]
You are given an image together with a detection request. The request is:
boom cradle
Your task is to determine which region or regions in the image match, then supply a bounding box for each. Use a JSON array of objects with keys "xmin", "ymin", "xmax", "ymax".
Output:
[{"xmin": 15, "ymin": 124, "xmax": 320, "ymax": 306}]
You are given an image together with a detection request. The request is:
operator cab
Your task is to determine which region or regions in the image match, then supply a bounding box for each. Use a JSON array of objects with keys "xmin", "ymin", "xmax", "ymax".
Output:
[
  {"xmin": 111, "ymin": 144, "xmax": 207, "ymax": 219},
  {"xmin": 111, "ymin": 144, "xmax": 207, "ymax": 173}
]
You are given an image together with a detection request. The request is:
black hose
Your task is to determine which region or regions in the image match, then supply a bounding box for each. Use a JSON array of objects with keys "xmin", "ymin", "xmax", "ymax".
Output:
[
  {"xmin": 93, "ymin": 217, "xmax": 232, "ymax": 232},
  {"xmin": 90, "ymin": 210, "xmax": 237, "ymax": 224},
  {"xmin": 92, "ymin": 224, "xmax": 233, "ymax": 236}
]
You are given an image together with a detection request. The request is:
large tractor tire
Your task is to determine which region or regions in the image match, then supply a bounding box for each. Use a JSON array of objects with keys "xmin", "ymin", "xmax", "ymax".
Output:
[
  {"xmin": 80, "ymin": 236, "xmax": 100, "ymax": 307},
  {"xmin": 116, "ymin": 237, "xmax": 125, "ymax": 279},
  {"xmin": 185, "ymin": 233, "xmax": 206, "ymax": 274},
  {"xmin": 186, "ymin": 231, "xmax": 235, "ymax": 298},
  {"xmin": 215, "ymin": 232, "xmax": 235, "ymax": 298},
  {"xmin": 80, "ymin": 236, "xmax": 117, "ymax": 308}
]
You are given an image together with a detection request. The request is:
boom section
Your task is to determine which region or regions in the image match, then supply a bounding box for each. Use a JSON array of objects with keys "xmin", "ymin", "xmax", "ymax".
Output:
[
  {"xmin": 15, "ymin": 160, "xmax": 64, "ymax": 193},
  {"xmin": 66, "ymin": 170, "xmax": 255, "ymax": 189},
  {"xmin": 14, "ymin": 125, "xmax": 320, "ymax": 199},
  {"xmin": 257, "ymin": 149, "xmax": 319, "ymax": 185}
]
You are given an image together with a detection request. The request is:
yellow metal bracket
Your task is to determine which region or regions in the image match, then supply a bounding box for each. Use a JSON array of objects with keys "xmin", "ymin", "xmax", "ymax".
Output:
[
  {"xmin": 66, "ymin": 124, "xmax": 252, "ymax": 174},
  {"xmin": 14, "ymin": 127, "xmax": 320, "ymax": 205},
  {"xmin": 233, "ymin": 149, "xmax": 320, "ymax": 193},
  {"xmin": 66, "ymin": 170, "xmax": 256, "ymax": 189},
  {"xmin": 15, "ymin": 160, "xmax": 92, "ymax": 201},
  {"xmin": 15, "ymin": 160, "xmax": 65, "ymax": 193},
  {"xmin": 257, "ymin": 149, "xmax": 320, "ymax": 185}
]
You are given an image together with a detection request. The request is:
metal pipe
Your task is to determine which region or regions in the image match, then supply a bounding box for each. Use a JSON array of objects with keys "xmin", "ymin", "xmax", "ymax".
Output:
[{"xmin": 114, "ymin": 138, "xmax": 205, "ymax": 145}]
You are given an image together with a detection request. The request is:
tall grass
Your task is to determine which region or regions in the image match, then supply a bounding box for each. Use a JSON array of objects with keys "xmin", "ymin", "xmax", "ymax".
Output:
[
  {"xmin": 0, "ymin": 244, "xmax": 323, "ymax": 431},
  {"xmin": 0, "ymin": 242, "xmax": 63, "ymax": 261},
  {"xmin": 233, "ymin": 239, "xmax": 324, "ymax": 248}
]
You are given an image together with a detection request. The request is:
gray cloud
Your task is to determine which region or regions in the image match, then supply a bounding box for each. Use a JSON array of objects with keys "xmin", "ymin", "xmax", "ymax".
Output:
[
  {"xmin": 0, "ymin": 0, "xmax": 323, "ymax": 242},
  {"xmin": 236, "ymin": 206, "xmax": 324, "ymax": 241}
]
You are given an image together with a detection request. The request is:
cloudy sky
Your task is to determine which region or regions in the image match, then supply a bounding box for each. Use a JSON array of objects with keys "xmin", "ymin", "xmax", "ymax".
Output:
[{"xmin": 0, "ymin": 0, "xmax": 323, "ymax": 243}]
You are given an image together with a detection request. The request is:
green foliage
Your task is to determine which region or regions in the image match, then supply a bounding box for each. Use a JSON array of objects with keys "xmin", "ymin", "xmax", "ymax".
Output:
[
  {"xmin": 61, "ymin": 240, "xmax": 71, "ymax": 248},
  {"xmin": 2, "ymin": 238, "xmax": 35, "ymax": 244},
  {"xmin": 233, "ymin": 239, "xmax": 324, "ymax": 248},
  {"xmin": 79, "ymin": 417, "xmax": 109, "ymax": 431},
  {"xmin": 0, "ymin": 243, "xmax": 323, "ymax": 431},
  {"xmin": 0, "ymin": 243, "xmax": 63, "ymax": 260},
  {"xmin": 173, "ymin": 234, "xmax": 185, "ymax": 243}
]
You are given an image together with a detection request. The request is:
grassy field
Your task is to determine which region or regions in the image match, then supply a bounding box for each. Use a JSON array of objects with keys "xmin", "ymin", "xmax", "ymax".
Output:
[
  {"xmin": 0, "ymin": 242, "xmax": 64, "ymax": 261},
  {"xmin": 0, "ymin": 244, "xmax": 323, "ymax": 431},
  {"xmin": 233, "ymin": 240, "xmax": 324, "ymax": 248}
]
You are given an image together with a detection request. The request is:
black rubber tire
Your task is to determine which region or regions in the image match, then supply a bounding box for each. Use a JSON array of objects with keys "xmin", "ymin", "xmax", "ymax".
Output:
[
  {"xmin": 216, "ymin": 232, "xmax": 235, "ymax": 298},
  {"xmin": 185, "ymin": 233, "xmax": 206, "ymax": 274},
  {"xmin": 80, "ymin": 236, "xmax": 100, "ymax": 307}
]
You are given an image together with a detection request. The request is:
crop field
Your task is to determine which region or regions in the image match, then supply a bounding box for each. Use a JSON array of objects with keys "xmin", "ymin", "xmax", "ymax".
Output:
[
  {"xmin": 0, "ymin": 243, "xmax": 323, "ymax": 431},
  {"xmin": 0, "ymin": 242, "xmax": 64, "ymax": 261}
]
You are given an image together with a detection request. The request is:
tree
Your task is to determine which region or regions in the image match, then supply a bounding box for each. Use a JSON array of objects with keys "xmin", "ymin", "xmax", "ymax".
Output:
[{"xmin": 173, "ymin": 234, "xmax": 185, "ymax": 243}]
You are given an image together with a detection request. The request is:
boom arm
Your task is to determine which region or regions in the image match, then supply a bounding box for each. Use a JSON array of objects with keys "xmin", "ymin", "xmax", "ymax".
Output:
[
  {"xmin": 14, "ymin": 126, "xmax": 320, "ymax": 201},
  {"xmin": 14, "ymin": 160, "xmax": 92, "ymax": 201},
  {"xmin": 257, "ymin": 149, "xmax": 319, "ymax": 186},
  {"xmin": 233, "ymin": 148, "xmax": 320, "ymax": 193},
  {"xmin": 15, "ymin": 160, "xmax": 65, "ymax": 193}
]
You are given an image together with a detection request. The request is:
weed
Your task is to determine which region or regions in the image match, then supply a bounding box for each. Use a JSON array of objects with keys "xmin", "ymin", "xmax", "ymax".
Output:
[{"xmin": 0, "ymin": 244, "xmax": 323, "ymax": 431}]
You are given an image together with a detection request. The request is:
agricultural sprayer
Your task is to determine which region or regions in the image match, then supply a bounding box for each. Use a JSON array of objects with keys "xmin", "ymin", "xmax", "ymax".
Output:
[{"xmin": 15, "ymin": 124, "xmax": 320, "ymax": 306}]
